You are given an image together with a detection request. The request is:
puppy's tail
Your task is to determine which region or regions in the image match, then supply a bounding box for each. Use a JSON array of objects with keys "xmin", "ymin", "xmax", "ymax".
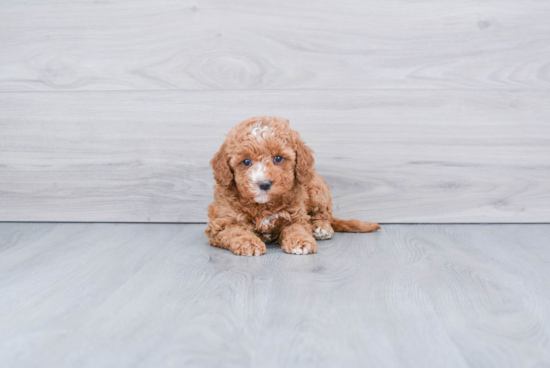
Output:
[{"xmin": 331, "ymin": 217, "xmax": 381, "ymax": 233}]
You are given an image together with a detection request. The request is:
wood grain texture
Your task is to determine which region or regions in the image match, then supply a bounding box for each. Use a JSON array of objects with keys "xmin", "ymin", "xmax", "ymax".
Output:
[
  {"xmin": 0, "ymin": 223, "xmax": 549, "ymax": 367},
  {"xmin": 1, "ymin": 90, "xmax": 549, "ymax": 223},
  {"xmin": 0, "ymin": 0, "xmax": 549, "ymax": 91}
]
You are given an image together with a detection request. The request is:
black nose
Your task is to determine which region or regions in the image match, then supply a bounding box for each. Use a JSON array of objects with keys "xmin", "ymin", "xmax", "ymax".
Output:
[{"xmin": 258, "ymin": 180, "xmax": 272, "ymax": 191}]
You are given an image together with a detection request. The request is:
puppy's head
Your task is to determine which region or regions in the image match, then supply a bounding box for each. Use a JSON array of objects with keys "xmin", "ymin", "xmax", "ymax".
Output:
[{"xmin": 211, "ymin": 116, "xmax": 314, "ymax": 204}]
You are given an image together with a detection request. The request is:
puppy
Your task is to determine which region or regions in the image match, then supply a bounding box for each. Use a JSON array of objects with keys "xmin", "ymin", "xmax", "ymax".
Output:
[{"xmin": 205, "ymin": 116, "xmax": 380, "ymax": 256}]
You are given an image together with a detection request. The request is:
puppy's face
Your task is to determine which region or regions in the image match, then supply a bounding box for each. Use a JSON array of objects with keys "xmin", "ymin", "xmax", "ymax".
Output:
[
  {"xmin": 230, "ymin": 130, "xmax": 296, "ymax": 203},
  {"xmin": 211, "ymin": 117, "xmax": 314, "ymax": 204}
]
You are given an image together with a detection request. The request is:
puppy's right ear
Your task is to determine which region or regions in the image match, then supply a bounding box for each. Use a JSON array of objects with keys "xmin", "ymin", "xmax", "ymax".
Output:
[{"xmin": 210, "ymin": 141, "xmax": 234, "ymax": 188}]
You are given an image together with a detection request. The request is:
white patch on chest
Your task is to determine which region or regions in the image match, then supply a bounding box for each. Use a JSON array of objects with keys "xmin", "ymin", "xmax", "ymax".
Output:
[
  {"xmin": 259, "ymin": 214, "xmax": 279, "ymax": 242},
  {"xmin": 261, "ymin": 214, "xmax": 279, "ymax": 228}
]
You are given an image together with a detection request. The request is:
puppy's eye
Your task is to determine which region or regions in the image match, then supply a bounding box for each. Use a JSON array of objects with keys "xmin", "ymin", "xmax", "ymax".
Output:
[
  {"xmin": 273, "ymin": 155, "xmax": 283, "ymax": 164},
  {"xmin": 242, "ymin": 158, "xmax": 252, "ymax": 167}
]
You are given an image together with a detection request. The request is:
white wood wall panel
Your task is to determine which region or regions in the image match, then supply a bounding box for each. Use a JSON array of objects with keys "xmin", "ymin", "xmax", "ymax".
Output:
[
  {"xmin": 1, "ymin": 90, "xmax": 549, "ymax": 223},
  {"xmin": 0, "ymin": 0, "xmax": 549, "ymax": 91},
  {"xmin": 1, "ymin": 0, "xmax": 548, "ymax": 222}
]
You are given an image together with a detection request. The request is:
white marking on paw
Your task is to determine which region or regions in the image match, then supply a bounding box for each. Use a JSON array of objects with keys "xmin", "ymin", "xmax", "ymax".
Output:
[
  {"xmin": 313, "ymin": 227, "xmax": 332, "ymax": 240},
  {"xmin": 291, "ymin": 247, "xmax": 303, "ymax": 255}
]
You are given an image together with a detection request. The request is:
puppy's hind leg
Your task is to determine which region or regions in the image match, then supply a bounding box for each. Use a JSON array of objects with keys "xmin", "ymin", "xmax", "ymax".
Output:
[{"xmin": 306, "ymin": 175, "xmax": 335, "ymax": 240}]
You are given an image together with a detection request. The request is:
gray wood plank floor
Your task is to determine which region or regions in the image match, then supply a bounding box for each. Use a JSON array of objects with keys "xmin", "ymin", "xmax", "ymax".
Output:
[
  {"xmin": 1, "ymin": 223, "xmax": 549, "ymax": 367},
  {"xmin": 2, "ymin": 90, "xmax": 549, "ymax": 223}
]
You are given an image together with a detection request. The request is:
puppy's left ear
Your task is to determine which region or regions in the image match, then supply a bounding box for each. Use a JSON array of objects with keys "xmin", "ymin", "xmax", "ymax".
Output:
[
  {"xmin": 291, "ymin": 130, "xmax": 315, "ymax": 185},
  {"xmin": 210, "ymin": 141, "xmax": 234, "ymax": 188}
]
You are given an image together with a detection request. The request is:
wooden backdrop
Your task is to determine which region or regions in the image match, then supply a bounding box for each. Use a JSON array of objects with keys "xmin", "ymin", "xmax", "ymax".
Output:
[{"xmin": 1, "ymin": 0, "xmax": 549, "ymax": 223}]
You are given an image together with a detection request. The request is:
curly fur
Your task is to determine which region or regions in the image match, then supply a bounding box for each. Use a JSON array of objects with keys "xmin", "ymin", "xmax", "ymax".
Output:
[{"xmin": 205, "ymin": 116, "xmax": 380, "ymax": 256}]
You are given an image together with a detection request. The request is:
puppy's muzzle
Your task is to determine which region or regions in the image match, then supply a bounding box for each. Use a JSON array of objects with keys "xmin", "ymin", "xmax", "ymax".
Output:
[{"xmin": 258, "ymin": 180, "xmax": 272, "ymax": 191}]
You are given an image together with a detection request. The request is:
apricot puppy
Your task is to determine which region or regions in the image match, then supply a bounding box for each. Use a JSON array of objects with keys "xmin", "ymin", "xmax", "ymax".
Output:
[{"xmin": 205, "ymin": 116, "xmax": 380, "ymax": 256}]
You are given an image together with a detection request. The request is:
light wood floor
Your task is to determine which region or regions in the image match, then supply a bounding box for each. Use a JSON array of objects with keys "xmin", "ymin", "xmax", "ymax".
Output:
[{"xmin": 1, "ymin": 223, "xmax": 549, "ymax": 367}]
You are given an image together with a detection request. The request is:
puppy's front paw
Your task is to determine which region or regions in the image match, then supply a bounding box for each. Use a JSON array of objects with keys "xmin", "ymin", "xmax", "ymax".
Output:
[
  {"xmin": 230, "ymin": 235, "xmax": 266, "ymax": 256},
  {"xmin": 281, "ymin": 235, "xmax": 318, "ymax": 255}
]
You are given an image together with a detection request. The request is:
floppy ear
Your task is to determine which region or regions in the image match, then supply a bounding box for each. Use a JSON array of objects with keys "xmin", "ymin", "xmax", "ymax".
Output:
[
  {"xmin": 291, "ymin": 130, "xmax": 315, "ymax": 185},
  {"xmin": 210, "ymin": 141, "xmax": 234, "ymax": 188}
]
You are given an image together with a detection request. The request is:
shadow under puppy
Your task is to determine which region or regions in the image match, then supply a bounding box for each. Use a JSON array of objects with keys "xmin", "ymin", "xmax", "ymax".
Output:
[{"xmin": 205, "ymin": 116, "xmax": 380, "ymax": 256}]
